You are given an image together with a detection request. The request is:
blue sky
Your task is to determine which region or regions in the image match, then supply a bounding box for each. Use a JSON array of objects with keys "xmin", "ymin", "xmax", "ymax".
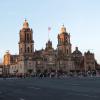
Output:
[{"xmin": 0, "ymin": 0, "xmax": 100, "ymax": 63}]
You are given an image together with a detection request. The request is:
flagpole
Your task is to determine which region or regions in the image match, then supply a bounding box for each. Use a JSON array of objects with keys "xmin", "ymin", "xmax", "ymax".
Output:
[
  {"xmin": 48, "ymin": 27, "xmax": 51, "ymax": 41},
  {"xmin": 48, "ymin": 29, "xmax": 49, "ymax": 41}
]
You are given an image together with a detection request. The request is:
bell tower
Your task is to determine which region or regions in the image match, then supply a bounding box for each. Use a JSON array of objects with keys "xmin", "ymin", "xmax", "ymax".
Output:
[
  {"xmin": 19, "ymin": 20, "xmax": 34, "ymax": 59},
  {"xmin": 57, "ymin": 25, "xmax": 71, "ymax": 56}
]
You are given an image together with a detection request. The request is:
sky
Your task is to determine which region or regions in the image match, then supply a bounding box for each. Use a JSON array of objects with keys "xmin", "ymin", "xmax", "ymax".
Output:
[{"xmin": 0, "ymin": 0, "xmax": 100, "ymax": 63}]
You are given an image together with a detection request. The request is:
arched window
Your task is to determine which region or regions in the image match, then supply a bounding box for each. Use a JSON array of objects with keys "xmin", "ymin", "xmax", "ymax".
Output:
[
  {"xmin": 30, "ymin": 34, "xmax": 31, "ymax": 41},
  {"xmin": 20, "ymin": 48, "xmax": 22, "ymax": 53},
  {"xmin": 27, "ymin": 34, "xmax": 29, "ymax": 41},
  {"xmin": 67, "ymin": 49, "xmax": 69, "ymax": 54},
  {"xmin": 31, "ymin": 45, "xmax": 33, "ymax": 53},
  {"xmin": 27, "ymin": 47, "xmax": 30, "ymax": 53},
  {"xmin": 25, "ymin": 33, "xmax": 27, "ymax": 41}
]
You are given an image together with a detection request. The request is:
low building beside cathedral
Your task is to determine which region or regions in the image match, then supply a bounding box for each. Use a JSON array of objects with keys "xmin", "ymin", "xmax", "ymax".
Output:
[{"xmin": 2, "ymin": 20, "xmax": 99, "ymax": 76}]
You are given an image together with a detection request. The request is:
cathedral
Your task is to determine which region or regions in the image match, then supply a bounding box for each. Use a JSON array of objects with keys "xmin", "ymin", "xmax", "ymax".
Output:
[{"xmin": 3, "ymin": 20, "xmax": 98, "ymax": 76}]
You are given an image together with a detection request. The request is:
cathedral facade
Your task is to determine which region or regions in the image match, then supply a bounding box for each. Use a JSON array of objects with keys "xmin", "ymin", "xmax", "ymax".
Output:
[{"xmin": 3, "ymin": 20, "xmax": 97, "ymax": 76}]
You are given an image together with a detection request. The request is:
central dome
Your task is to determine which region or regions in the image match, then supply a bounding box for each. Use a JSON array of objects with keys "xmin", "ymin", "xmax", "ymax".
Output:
[
  {"xmin": 23, "ymin": 19, "xmax": 29, "ymax": 28},
  {"xmin": 60, "ymin": 25, "xmax": 66, "ymax": 33},
  {"xmin": 60, "ymin": 25, "xmax": 69, "ymax": 33}
]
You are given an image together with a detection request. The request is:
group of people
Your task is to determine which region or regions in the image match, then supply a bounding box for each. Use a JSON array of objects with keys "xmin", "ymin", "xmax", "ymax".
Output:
[
  {"xmin": 36, "ymin": 70, "xmax": 97, "ymax": 78},
  {"xmin": 1, "ymin": 70, "xmax": 97, "ymax": 79}
]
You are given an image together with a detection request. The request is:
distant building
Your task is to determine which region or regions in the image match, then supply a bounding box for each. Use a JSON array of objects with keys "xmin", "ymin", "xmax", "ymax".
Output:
[
  {"xmin": 84, "ymin": 51, "xmax": 95, "ymax": 71},
  {"xmin": 72, "ymin": 47, "xmax": 83, "ymax": 72},
  {"xmin": 2, "ymin": 20, "xmax": 99, "ymax": 76}
]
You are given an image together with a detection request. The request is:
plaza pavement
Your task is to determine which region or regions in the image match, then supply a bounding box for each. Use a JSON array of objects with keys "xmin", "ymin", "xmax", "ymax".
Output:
[{"xmin": 0, "ymin": 77, "xmax": 100, "ymax": 100}]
